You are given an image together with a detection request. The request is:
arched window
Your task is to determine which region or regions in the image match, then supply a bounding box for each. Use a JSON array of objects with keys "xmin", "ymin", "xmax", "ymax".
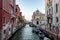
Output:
[{"xmin": 37, "ymin": 21, "xmax": 39, "ymax": 25}]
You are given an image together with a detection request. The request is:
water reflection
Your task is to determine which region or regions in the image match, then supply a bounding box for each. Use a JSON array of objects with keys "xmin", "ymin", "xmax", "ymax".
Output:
[{"xmin": 12, "ymin": 24, "xmax": 40, "ymax": 40}]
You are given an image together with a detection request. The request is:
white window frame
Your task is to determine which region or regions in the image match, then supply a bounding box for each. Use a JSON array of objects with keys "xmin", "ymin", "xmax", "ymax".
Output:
[{"xmin": 3, "ymin": 0, "xmax": 6, "ymax": 10}]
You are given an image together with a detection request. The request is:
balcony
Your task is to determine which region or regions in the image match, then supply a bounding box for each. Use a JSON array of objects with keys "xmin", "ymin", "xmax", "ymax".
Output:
[
  {"xmin": 47, "ymin": 14, "xmax": 52, "ymax": 18},
  {"xmin": 55, "ymin": 23, "xmax": 59, "ymax": 27},
  {"xmin": 11, "ymin": 13, "xmax": 16, "ymax": 18}
]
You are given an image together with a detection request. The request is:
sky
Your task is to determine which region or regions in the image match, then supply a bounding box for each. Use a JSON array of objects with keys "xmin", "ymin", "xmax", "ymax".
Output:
[{"xmin": 16, "ymin": 0, "xmax": 45, "ymax": 21}]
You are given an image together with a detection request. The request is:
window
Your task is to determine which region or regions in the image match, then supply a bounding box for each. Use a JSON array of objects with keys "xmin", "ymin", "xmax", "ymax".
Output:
[
  {"xmin": 49, "ymin": 9, "xmax": 50, "ymax": 14},
  {"xmin": 12, "ymin": 20, "xmax": 14, "ymax": 24},
  {"xmin": 49, "ymin": 24, "xmax": 51, "ymax": 31},
  {"xmin": 4, "ymin": 17, "xmax": 6, "ymax": 23},
  {"xmin": 56, "ymin": 17, "xmax": 58, "ymax": 22},
  {"xmin": 49, "ymin": 19, "xmax": 51, "ymax": 23},
  {"xmin": 56, "ymin": 4, "xmax": 58, "ymax": 13},
  {"xmin": 37, "ymin": 21, "xmax": 39, "ymax": 25},
  {"xmin": 48, "ymin": 0, "xmax": 50, "ymax": 1},
  {"xmin": 3, "ymin": 0, "xmax": 6, "ymax": 9},
  {"xmin": 10, "ymin": 0, "xmax": 14, "ymax": 5},
  {"xmin": 52, "ymin": 7, "xmax": 53, "ymax": 14},
  {"xmin": 47, "ymin": 11, "xmax": 48, "ymax": 14},
  {"xmin": 10, "ymin": 0, "xmax": 13, "ymax": 3},
  {"xmin": 11, "ymin": 9, "xmax": 14, "ymax": 15},
  {"xmin": 16, "ymin": 8, "xmax": 17, "ymax": 12},
  {"xmin": 47, "ymin": 11, "xmax": 48, "ymax": 17},
  {"xmin": 9, "ymin": 28, "xmax": 10, "ymax": 31},
  {"xmin": 42, "ymin": 17, "xmax": 44, "ymax": 20},
  {"xmin": 57, "ymin": 27, "xmax": 58, "ymax": 29},
  {"xmin": 4, "ymin": 30, "xmax": 6, "ymax": 34},
  {"xmin": 53, "ymin": 26, "xmax": 55, "ymax": 28}
]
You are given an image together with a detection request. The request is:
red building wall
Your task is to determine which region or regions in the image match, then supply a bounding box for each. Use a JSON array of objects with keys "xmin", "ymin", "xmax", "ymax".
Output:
[
  {"xmin": 0, "ymin": 0, "xmax": 12, "ymax": 30},
  {"xmin": 0, "ymin": 0, "xmax": 2, "ymax": 9},
  {"xmin": 2, "ymin": 0, "xmax": 11, "ymax": 24},
  {"xmin": 0, "ymin": 0, "xmax": 16, "ymax": 30},
  {"xmin": 0, "ymin": 9, "xmax": 2, "ymax": 30},
  {"xmin": 2, "ymin": 10, "xmax": 11, "ymax": 24},
  {"xmin": 0, "ymin": 0, "xmax": 3, "ymax": 30}
]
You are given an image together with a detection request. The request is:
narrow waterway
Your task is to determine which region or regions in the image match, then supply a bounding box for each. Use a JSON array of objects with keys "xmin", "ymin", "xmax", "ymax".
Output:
[{"xmin": 11, "ymin": 24, "xmax": 50, "ymax": 40}]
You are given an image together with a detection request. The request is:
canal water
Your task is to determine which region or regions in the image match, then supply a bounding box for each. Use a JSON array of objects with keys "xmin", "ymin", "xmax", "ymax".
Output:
[{"xmin": 11, "ymin": 24, "xmax": 50, "ymax": 40}]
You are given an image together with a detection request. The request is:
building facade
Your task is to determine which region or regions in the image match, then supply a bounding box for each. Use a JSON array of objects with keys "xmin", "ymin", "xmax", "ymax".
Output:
[
  {"xmin": 32, "ymin": 10, "xmax": 45, "ymax": 29},
  {"xmin": 45, "ymin": 0, "xmax": 60, "ymax": 40},
  {"xmin": 15, "ymin": 5, "xmax": 22, "ymax": 30},
  {"xmin": 40, "ymin": 14, "xmax": 45, "ymax": 30},
  {"xmin": 0, "ymin": 0, "xmax": 16, "ymax": 40}
]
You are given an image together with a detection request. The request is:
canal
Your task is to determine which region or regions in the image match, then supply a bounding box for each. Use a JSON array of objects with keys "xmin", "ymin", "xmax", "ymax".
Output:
[{"xmin": 11, "ymin": 24, "xmax": 50, "ymax": 40}]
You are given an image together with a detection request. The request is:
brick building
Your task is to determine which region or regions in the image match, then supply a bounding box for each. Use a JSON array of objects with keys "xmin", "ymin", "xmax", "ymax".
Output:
[{"xmin": 0, "ymin": 0, "xmax": 16, "ymax": 40}]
